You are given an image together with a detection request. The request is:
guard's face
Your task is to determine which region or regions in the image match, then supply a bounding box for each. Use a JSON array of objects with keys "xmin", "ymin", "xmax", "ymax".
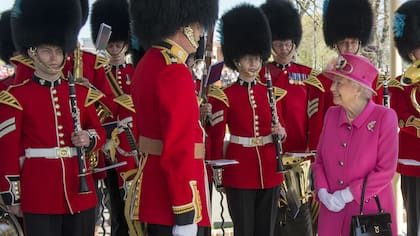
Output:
[
  {"xmin": 36, "ymin": 45, "xmax": 64, "ymax": 70},
  {"xmin": 337, "ymin": 38, "xmax": 360, "ymax": 54},
  {"xmin": 236, "ymin": 54, "xmax": 262, "ymax": 79},
  {"xmin": 272, "ymin": 39, "xmax": 294, "ymax": 62},
  {"xmin": 107, "ymin": 41, "xmax": 126, "ymax": 57}
]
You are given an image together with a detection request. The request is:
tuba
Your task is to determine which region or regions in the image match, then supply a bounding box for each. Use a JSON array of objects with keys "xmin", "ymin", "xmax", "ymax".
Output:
[
  {"xmin": 401, "ymin": 59, "xmax": 420, "ymax": 86},
  {"xmin": 0, "ymin": 204, "xmax": 24, "ymax": 236},
  {"xmin": 401, "ymin": 60, "xmax": 420, "ymax": 115}
]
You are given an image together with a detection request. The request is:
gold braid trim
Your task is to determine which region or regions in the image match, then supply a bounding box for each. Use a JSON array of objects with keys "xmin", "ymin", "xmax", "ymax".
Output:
[
  {"xmin": 274, "ymin": 87, "xmax": 287, "ymax": 102},
  {"xmin": 114, "ymin": 94, "xmax": 135, "ymax": 113},
  {"xmin": 405, "ymin": 115, "xmax": 420, "ymax": 138},
  {"xmin": 0, "ymin": 91, "xmax": 23, "ymax": 111},
  {"xmin": 94, "ymin": 54, "xmax": 110, "ymax": 70},
  {"xmin": 207, "ymin": 85, "xmax": 229, "ymax": 107},
  {"xmin": 388, "ymin": 78, "xmax": 404, "ymax": 91},
  {"xmin": 376, "ymin": 74, "xmax": 388, "ymax": 90},
  {"xmin": 10, "ymin": 55, "xmax": 35, "ymax": 69},
  {"xmin": 304, "ymin": 69, "xmax": 324, "ymax": 92},
  {"xmin": 85, "ymin": 88, "xmax": 104, "ymax": 107},
  {"xmin": 125, "ymin": 154, "xmax": 148, "ymax": 236}
]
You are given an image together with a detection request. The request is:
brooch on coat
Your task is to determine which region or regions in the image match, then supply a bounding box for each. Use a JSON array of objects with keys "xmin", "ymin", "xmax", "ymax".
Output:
[{"xmin": 367, "ymin": 121, "xmax": 376, "ymax": 132}]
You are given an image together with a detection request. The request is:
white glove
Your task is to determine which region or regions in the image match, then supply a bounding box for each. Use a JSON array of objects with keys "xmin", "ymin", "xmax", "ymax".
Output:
[
  {"xmin": 172, "ymin": 223, "xmax": 198, "ymax": 236},
  {"xmin": 333, "ymin": 187, "xmax": 354, "ymax": 205},
  {"xmin": 318, "ymin": 188, "xmax": 345, "ymax": 212}
]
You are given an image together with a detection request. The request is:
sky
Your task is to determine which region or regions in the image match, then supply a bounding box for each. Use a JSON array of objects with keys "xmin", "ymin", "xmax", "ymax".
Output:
[{"xmin": 0, "ymin": 0, "xmax": 265, "ymax": 40}]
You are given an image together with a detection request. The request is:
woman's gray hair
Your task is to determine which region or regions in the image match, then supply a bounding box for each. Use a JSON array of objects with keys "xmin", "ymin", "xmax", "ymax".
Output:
[{"xmin": 351, "ymin": 80, "xmax": 373, "ymax": 100}]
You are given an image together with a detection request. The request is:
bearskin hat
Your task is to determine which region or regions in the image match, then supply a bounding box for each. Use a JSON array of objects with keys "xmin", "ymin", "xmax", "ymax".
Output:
[
  {"xmin": 323, "ymin": 0, "xmax": 373, "ymax": 48},
  {"xmin": 11, "ymin": 0, "xmax": 82, "ymax": 54},
  {"xmin": 219, "ymin": 4, "xmax": 272, "ymax": 70},
  {"xmin": 129, "ymin": 0, "xmax": 219, "ymax": 49},
  {"xmin": 261, "ymin": 0, "xmax": 302, "ymax": 47},
  {"xmin": 0, "ymin": 10, "xmax": 15, "ymax": 63},
  {"xmin": 91, "ymin": 0, "xmax": 130, "ymax": 44},
  {"xmin": 393, "ymin": 0, "xmax": 420, "ymax": 63}
]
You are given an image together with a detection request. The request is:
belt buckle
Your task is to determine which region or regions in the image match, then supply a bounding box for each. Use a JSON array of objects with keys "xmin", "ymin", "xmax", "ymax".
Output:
[
  {"xmin": 250, "ymin": 137, "xmax": 263, "ymax": 146},
  {"xmin": 57, "ymin": 147, "xmax": 71, "ymax": 158}
]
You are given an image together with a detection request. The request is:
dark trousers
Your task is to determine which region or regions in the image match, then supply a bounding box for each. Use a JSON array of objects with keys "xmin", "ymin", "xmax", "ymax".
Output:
[
  {"xmin": 23, "ymin": 207, "xmax": 96, "ymax": 236},
  {"xmin": 275, "ymin": 202, "xmax": 313, "ymax": 236},
  {"xmin": 105, "ymin": 168, "xmax": 129, "ymax": 236},
  {"xmin": 225, "ymin": 186, "xmax": 280, "ymax": 236},
  {"xmin": 401, "ymin": 175, "xmax": 420, "ymax": 236},
  {"xmin": 147, "ymin": 224, "xmax": 210, "ymax": 236}
]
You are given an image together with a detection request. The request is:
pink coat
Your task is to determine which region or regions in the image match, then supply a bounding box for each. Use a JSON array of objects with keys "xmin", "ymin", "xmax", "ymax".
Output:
[{"xmin": 312, "ymin": 100, "xmax": 398, "ymax": 236}]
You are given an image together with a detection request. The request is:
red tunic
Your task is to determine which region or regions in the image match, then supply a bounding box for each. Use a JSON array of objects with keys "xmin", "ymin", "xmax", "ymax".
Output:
[
  {"xmin": 260, "ymin": 62, "xmax": 314, "ymax": 152},
  {"xmin": 206, "ymin": 79, "xmax": 285, "ymax": 189},
  {"xmin": 0, "ymin": 76, "xmax": 106, "ymax": 214},
  {"xmin": 306, "ymin": 73, "xmax": 333, "ymax": 151},
  {"xmin": 131, "ymin": 40, "xmax": 210, "ymax": 226},
  {"xmin": 389, "ymin": 76, "xmax": 420, "ymax": 176},
  {"xmin": 0, "ymin": 75, "xmax": 14, "ymax": 91},
  {"xmin": 104, "ymin": 63, "xmax": 138, "ymax": 188}
]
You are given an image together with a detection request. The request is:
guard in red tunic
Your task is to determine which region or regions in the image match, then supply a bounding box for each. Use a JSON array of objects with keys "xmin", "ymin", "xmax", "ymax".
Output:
[
  {"xmin": 259, "ymin": 1, "xmax": 317, "ymax": 234},
  {"xmin": 10, "ymin": 1, "xmax": 115, "ymax": 182},
  {"xmin": 0, "ymin": 10, "xmax": 15, "ymax": 91},
  {"xmin": 260, "ymin": 0, "xmax": 318, "ymax": 153},
  {"xmin": 90, "ymin": 0, "xmax": 137, "ymax": 235},
  {"xmin": 127, "ymin": 0, "xmax": 218, "ymax": 235},
  {"xmin": 206, "ymin": 4, "xmax": 287, "ymax": 236},
  {"xmin": 0, "ymin": 0, "xmax": 106, "ymax": 235},
  {"xmin": 391, "ymin": 2, "xmax": 420, "ymax": 235},
  {"xmin": 307, "ymin": 0, "xmax": 374, "ymax": 151}
]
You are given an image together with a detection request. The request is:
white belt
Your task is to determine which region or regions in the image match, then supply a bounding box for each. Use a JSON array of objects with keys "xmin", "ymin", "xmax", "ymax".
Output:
[
  {"xmin": 25, "ymin": 147, "xmax": 78, "ymax": 158},
  {"xmin": 230, "ymin": 134, "xmax": 273, "ymax": 147}
]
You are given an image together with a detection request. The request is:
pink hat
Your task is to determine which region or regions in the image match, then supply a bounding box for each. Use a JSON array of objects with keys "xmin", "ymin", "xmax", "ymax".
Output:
[{"xmin": 323, "ymin": 53, "xmax": 378, "ymax": 95}]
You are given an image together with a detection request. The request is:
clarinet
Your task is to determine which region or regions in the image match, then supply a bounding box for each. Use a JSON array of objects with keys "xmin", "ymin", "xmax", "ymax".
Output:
[
  {"xmin": 265, "ymin": 65, "xmax": 286, "ymax": 173},
  {"xmin": 68, "ymin": 72, "xmax": 91, "ymax": 194},
  {"xmin": 383, "ymin": 78, "xmax": 390, "ymax": 108}
]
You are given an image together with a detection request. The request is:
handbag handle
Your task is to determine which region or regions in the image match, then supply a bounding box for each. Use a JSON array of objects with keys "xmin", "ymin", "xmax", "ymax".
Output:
[{"xmin": 359, "ymin": 176, "xmax": 384, "ymax": 215}]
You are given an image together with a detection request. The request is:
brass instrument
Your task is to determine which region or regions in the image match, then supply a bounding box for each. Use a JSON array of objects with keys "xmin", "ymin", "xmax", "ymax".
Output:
[
  {"xmin": 0, "ymin": 204, "xmax": 24, "ymax": 236},
  {"xmin": 401, "ymin": 61, "xmax": 420, "ymax": 134},
  {"xmin": 401, "ymin": 59, "xmax": 420, "ymax": 86}
]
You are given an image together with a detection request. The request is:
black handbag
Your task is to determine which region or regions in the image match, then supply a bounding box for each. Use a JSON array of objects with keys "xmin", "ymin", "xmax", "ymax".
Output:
[{"xmin": 350, "ymin": 176, "xmax": 393, "ymax": 236}]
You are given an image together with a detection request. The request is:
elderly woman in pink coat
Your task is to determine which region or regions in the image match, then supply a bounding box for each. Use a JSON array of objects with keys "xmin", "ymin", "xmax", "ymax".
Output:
[{"xmin": 312, "ymin": 53, "xmax": 398, "ymax": 236}]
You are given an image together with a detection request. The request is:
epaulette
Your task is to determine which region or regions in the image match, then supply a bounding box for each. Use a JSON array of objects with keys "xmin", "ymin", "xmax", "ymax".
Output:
[
  {"xmin": 85, "ymin": 87, "xmax": 105, "ymax": 107},
  {"xmin": 114, "ymin": 94, "xmax": 135, "ymax": 113},
  {"xmin": 10, "ymin": 55, "xmax": 35, "ymax": 69},
  {"xmin": 0, "ymin": 90, "xmax": 23, "ymax": 111},
  {"xmin": 388, "ymin": 78, "xmax": 404, "ymax": 91},
  {"xmin": 304, "ymin": 69, "xmax": 325, "ymax": 92},
  {"xmin": 207, "ymin": 85, "xmax": 229, "ymax": 107},
  {"xmin": 376, "ymin": 74, "xmax": 389, "ymax": 90},
  {"xmin": 273, "ymin": 87, "xmax": 287, "ymax": 102},
  {"xmin": 161, "ymin": 50, "xmax": 181, "ymax": 65},
  {"xmin": 94, "ymin": 53, "xmax": 110, "ymax": 70}
]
